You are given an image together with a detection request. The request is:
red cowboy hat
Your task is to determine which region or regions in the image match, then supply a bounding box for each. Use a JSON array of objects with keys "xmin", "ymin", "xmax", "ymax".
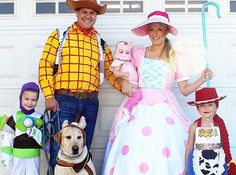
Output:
[
  {"xmin": 131, "ymin": 10, "xmax": 178, "ymax": 36},
  {"xmin": 66, "ymin": 0, "xmax": 107, "ymax": 15},
  {"xmin": 188, "ymin": 87, "xmax": 226, "ymax": 106}
]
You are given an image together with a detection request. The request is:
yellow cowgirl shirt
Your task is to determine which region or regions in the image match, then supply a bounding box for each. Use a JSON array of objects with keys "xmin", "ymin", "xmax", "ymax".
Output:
[{"xmin": 38, "ymin": 23, "xmax": 120, "ymax": 99}]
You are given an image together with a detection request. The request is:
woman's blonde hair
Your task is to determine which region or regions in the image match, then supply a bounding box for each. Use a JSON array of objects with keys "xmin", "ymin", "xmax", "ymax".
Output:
[
  {"xmin": 160, "ymin": 38, "xmax": 175, "ymax": 64},
  {"xmin": 156, "ymin": 23, "xmax": 175, "ymax": 62}
]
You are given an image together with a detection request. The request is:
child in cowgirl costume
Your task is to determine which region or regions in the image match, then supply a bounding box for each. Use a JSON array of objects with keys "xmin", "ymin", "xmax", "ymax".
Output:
[{"xmin": 184, "ymin": 87, "xmax": 236, "ymax": 175}]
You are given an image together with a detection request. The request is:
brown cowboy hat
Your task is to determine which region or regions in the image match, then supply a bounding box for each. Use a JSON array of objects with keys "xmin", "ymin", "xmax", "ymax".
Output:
[{"xmin": 66, "ymin": 0, "xmax": 107, "ymax": 15}]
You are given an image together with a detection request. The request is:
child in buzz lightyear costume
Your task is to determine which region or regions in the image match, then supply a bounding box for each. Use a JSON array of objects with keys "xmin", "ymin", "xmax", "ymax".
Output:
[{"xmin": 0, "ymin": 82, "xmax": 43, "ymax": 175}]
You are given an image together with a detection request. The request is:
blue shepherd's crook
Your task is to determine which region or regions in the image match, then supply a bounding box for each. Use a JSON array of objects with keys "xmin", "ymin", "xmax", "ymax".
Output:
[{"xmin": 201, "ymin": 1, "xmax": 221, "ymax": 87}]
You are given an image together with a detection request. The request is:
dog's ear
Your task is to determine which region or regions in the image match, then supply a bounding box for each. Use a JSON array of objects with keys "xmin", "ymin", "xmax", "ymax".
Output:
[
  {"xmin": 62, "ymin": 120, "xmax": 69, "ymax": 128},
  {"xmin": 54, "ymin": 131, "xmax": 62, "ymax": 145},
  {"xmin": 78, "ymin": 116, "xmax": 86, "ymax": 129}
]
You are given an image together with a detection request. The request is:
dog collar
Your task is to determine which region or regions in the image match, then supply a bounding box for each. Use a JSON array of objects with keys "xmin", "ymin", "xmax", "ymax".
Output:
[
  {"xmin": 57, "ymin": 152, "xmax": 93, "ymax": 173},
  {"xmin": 60, "ymin": 150, "xmax": 81, "ymax": 160}
]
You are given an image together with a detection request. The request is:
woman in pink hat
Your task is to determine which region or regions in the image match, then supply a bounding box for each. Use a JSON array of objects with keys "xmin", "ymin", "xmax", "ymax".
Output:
[
  {"xmin": 185, "ymin": 87, "xmax": 236, "ymax": 175},
  {"xmin": 103, "ymin": 10, "xmax": 213, "ymax": 174}
]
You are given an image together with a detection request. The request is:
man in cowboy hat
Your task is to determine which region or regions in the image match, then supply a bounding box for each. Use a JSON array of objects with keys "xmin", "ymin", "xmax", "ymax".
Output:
[{"xmin": 38, "ymin": 0, "xmax": 125, "ymax": 171}]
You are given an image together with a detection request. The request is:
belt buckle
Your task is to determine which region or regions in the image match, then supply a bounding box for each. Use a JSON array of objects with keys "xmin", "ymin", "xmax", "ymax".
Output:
[{"xmin": 76, "ymin": 92, "xmax": 86, "ymax": 99}]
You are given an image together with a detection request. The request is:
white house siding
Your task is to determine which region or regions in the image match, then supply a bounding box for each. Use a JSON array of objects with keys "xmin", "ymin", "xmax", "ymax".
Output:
[{"xmin": 0, "ymin": 0, "xmax": 236, "ymax": 174}]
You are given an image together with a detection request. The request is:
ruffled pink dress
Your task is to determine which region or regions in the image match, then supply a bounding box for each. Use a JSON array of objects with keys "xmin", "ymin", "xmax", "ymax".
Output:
[{"xmin": 102, "ymin": 47, "xmax": 190, "ymax": 175}]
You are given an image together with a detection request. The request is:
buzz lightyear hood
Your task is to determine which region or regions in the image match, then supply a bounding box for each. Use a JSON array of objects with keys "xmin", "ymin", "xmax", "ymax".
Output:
[{"xmin": 19, "ymin": 82, "xmax": 40, "ymax": 115}]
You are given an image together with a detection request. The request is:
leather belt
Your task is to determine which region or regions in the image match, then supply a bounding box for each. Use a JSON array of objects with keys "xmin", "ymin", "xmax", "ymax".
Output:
[
  {"xmin": 195, "ymin": 143, "xmax": 221, "ymax": 150},
  {"xmin": 55, "ymin": 90, "xmax": 98, "ymax": 99}
]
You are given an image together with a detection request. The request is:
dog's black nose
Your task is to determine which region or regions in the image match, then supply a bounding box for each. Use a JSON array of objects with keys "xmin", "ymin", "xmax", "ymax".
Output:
[{"xmin": 72, "ymin": 145, "xmax": 79, "ymax": 155}]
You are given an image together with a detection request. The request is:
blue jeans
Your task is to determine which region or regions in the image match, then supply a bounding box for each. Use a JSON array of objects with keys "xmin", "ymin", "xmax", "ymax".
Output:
[{"xmin": 49, "ymin": 93, "xmax": 99, "ymax": 171}]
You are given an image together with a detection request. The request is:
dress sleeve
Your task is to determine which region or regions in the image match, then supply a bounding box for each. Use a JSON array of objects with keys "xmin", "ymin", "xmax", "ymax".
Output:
[
  {"xmin": 131, "ymin": 47, "xmax": 145, "ymax": 69},
  {"xmin": 175, "ymin": 52, "xmax": 190, "ymax": 82}
]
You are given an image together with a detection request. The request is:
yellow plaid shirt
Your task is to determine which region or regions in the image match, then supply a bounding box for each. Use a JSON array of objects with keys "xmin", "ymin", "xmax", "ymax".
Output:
[{"xmin": 38, "ymin": 23, "xmax": 120, "ymax": 99}]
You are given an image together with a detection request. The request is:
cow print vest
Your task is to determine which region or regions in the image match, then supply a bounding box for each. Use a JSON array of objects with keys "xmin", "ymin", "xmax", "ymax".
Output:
[{"xmin": 193, "ymin": 125, "xmax": 226, "ymax": 175}]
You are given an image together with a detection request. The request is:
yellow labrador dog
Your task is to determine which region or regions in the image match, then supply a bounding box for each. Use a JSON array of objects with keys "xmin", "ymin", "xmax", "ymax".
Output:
[{"xmin": 54, "ymin": 117, "xmax": 96, "ymax": 175}]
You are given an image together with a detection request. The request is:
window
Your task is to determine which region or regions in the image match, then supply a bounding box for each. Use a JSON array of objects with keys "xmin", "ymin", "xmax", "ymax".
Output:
[
  {"xmin": 100, "ymin": 0, "xmax": 143, "ymax": 13},
  {"xmin": 36, "ymin": 2, "xmax": 55, "ymax": 14},
  {"xmin": 165, "ymin": 0, "xmax": 208, "ymax": 13},
  {"xmin": 35, "ymin": 0, "xmax": 73, "ymax": 15},
  {"xmin": 0, "ymin": 1, "xmax": 15, "ymax": 15},
  {"xmin": 230, "ymin": 0, "xmax": 236, "ymax": 12},
  {"xmin": 58, "ymin": 1, "xmax": 72, "ymax": 13}
]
